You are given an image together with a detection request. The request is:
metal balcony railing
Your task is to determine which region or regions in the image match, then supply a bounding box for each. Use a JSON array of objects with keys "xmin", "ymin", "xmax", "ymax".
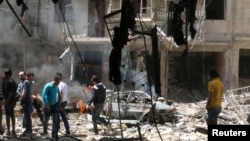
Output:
[
  {"xmin": 107, "ymin": 0, "xmax": 168, "ymax": 22},
  {"xmin": 224, "ymin": 86, "xmax": 250, "ymax": 124}
]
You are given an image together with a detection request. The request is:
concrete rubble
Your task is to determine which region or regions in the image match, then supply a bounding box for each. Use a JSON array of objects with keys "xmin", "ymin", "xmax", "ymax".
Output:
[{"xmin": 0, "ymin": 87, "xmax": 246, "ymax": 141}]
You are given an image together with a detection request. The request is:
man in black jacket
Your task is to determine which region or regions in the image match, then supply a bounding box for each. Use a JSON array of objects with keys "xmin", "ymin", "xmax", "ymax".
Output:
[{"xmin": 87, "ymin": 75, "xmax": 109, "ymax": 135}]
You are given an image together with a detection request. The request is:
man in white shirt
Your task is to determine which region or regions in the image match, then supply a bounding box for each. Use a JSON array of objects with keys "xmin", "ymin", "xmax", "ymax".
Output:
[{"xmin": 56, "ymin": 72, "xmax": 70, "ymax": 136}]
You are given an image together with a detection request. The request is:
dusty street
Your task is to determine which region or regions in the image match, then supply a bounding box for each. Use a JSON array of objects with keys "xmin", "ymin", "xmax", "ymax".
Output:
[
  {"xmin": 0, "ymin": 93, "xmax": 208, "ymax": 141},
  {"xmin": 0, "ymin": 87, "xmax": 244, "ymax": 141}
]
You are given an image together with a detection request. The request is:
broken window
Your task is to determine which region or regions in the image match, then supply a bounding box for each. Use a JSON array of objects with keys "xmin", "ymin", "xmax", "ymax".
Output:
[
  {"xmin": 239, "ymin": 49, "xmax": 250, "ymax": 80},
  {"xmin": 88, "ymin": 0, "xmax": 105, "ymax": 37},
  {"xmin": 205, "ymin": 0, "xmax": 225, "ymax": 20},
  {"xmin": 74, "ymin": 50, "xmax": 102, "ymax": 85},
  {"xmin": 134, "ymin": 0, "xmax": 147, "ymax": 13},
  {"xmin": 54, "ymin": 0, "xmax": 75, "ymax": 25}
]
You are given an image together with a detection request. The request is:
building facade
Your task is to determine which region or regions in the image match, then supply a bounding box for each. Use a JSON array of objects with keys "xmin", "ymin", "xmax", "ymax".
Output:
[{"xmin": 0, "ymin": 0, "xmax": 249, "ymax": 98}]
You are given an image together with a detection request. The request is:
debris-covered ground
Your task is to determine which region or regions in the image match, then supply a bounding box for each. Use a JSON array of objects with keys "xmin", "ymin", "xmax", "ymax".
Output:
[{"xmin": 0, "ymin": 85, "xmax": 247, "ymax": 141}]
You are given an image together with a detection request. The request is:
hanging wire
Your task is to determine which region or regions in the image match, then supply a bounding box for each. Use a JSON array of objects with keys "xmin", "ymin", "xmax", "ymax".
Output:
[
  {"xmin": 188, "ymin": 0, "xmax": 206, "ymax": 51},
  {"xmin": 137, "ymin": 12, "xmax": 163, "ymax": 141},
  {"xmin": 53, "ymin": 1, "xmax": 93, "ymax": 103},
  {"xmin": 57, "ymin": 1, "xmax": 92, "ymax": 82},
  {"xmin": 54, "ymin": 2, "xmax": 77, "ymax": 80},
  {"xmin": 37, "ymin": 0, "xmax": 41, "ymax": 34},
  {"xmin": 5, "ymin": 0, "xmax": 32, "ymax": 37}
]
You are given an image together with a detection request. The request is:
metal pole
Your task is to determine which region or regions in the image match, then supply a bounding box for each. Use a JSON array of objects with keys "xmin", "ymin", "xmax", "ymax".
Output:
[
  {"xmin": 6, "ymin": 0, "xmax": 32, "ymax": 37},
  {"xmin": 116, "ymin": 85, "xmax": 123, "ymax": 139},
  {"xmin": 23, "ymin": 0, "xmax": 28, "ymax": 70},
  {"xmin": 185, "ymin": 4, "xmax": 189, "ymax": 80},
  {"xmin": 23, "ymin": 41, "xmax": 26, "ymax": 70}
]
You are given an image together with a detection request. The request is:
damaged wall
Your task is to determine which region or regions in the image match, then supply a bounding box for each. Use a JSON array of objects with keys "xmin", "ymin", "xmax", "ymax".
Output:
[{"xmin": 2, "ymin": 0, "xmax": 250, "ymax": 99}]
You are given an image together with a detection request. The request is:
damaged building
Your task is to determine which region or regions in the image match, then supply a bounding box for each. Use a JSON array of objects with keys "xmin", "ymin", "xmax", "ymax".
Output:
[
  {"xmin": 0, "ymin": 0, "xmax": 250, "ymax": 140},
  {"xmin": 0, "ymin": 0, "xmax": 249, "ymax": 103}
]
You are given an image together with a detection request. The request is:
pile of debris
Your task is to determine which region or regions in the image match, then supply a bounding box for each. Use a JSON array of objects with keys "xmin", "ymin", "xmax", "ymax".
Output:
[{"xmin": 1, "ymin": 85, "xmax": 248, "ymax": 140}]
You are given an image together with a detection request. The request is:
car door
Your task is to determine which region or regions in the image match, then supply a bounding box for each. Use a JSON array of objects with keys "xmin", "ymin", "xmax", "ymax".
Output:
[{"xmin": 104, "ymin": 92, "xmax": 128, "ymax": 119}]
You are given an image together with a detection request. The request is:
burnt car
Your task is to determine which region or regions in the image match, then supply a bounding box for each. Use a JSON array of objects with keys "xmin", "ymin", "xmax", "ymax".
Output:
[{"xmin": 103, "ymin": 90, "xmax": 175, "ymax": 124}]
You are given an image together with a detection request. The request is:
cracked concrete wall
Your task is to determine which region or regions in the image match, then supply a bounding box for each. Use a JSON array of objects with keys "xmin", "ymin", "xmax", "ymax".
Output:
[{"xmin": 1, "ymin": 0, "xmax": 250, "ymax": 94}]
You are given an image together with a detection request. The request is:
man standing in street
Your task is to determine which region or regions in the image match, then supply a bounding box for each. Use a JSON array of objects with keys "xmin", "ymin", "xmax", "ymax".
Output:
[
  {"xmin": 0, "ymin": 75, "xmax": 5, "ymax": 134},
  {"xmin": 42, "ymin": 74, "xmax": 60, "ymax": 139},
  {"xmin": 206, "ymin": 69, "xmax": 224, "ymax": 125},
  {"xmin": 87, "ymin": 75, "xmax": 109, "ymax": 135},
  {"xmin": 16, "ymin": 71, "xmax": 27, "ymax": 130},
  {"xmin": 20, "ymin": 72, "xmax": 34, "ymax": 136},
  {"xmin": 29, "ymin": 73, "xmax": 43, "ymax": 126},
  {"xmin": 2, "ymin": 68, "xmax": 17, "ymax": 136},
  {"xmin": 57, "ymin": 72, "xmax": 70, "ymax": 136},
  {"xmin": 16, "ymin": 71, "xmax": 26, "ymax": 101}
]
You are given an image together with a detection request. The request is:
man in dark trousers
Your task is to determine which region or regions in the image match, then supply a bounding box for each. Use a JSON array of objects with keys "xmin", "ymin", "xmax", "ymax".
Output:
[
  {"xmin": 30, "ymin": 73, "xmax": 43, "ymax": 126},
  {"xmin": 17, "ymin": 71, "xmax": 43, "ymax": 128},
  {"xmin": 42, "ymin": 74, "xmax": 60, "ymax": 139},
  {"xmin": 206, "ymin": 69, "xmax": 224, "ymax": 125},
  {"xmin": 87, "ymin": 75, "xmax": 109, "ymax": 135},
  {"xmin": 20, "ymin": 72, "xmax": 34, "ymax": 136},
  {"xmin": 16, "ymin": 71, "xmax": 26, "ymax": 101},
  {"xmin": 0, "ymin": 76, "xmax": 4, "ymax": 135},
  {"xmin": 16, "ymin": 71, "xmax": 27, "ymax": 129},
  {"xmin": 2, "ymin": 69, "xmax": 16, "ymax": 137},
  {"xmin": 57, "ymin": 72, "xmax": 70, "ymax": 136}
]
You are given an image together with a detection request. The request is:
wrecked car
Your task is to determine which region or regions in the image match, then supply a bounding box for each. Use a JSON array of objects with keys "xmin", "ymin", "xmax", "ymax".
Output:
[{"xmin": 103, "ymin": 90, "xmax": 175, "ymax": 124}]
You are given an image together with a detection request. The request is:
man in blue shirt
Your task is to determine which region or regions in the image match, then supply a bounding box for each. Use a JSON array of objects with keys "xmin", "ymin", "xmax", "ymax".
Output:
[{"xmin": 42, "ymin": 74, "xmax": 60, "ymax": 139}]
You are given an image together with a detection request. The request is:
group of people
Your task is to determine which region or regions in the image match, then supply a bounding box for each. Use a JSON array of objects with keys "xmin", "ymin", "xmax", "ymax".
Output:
[
  {"xmin": 1, "ymin": 68, "xmax": 110, "ymax": 138},
  {"xmin": 0, "ymin": 67, "xmax": 223, "ymax": 138},
  {"xmin": 1, "ymin": 68, "xmax": 71, "ymax": 139}
]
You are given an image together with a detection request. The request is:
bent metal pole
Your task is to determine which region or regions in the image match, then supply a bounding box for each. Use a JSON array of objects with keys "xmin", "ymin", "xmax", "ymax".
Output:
[{"xmin": 6, "ymin": 0, "xmax": 32, "ymax": 37}]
